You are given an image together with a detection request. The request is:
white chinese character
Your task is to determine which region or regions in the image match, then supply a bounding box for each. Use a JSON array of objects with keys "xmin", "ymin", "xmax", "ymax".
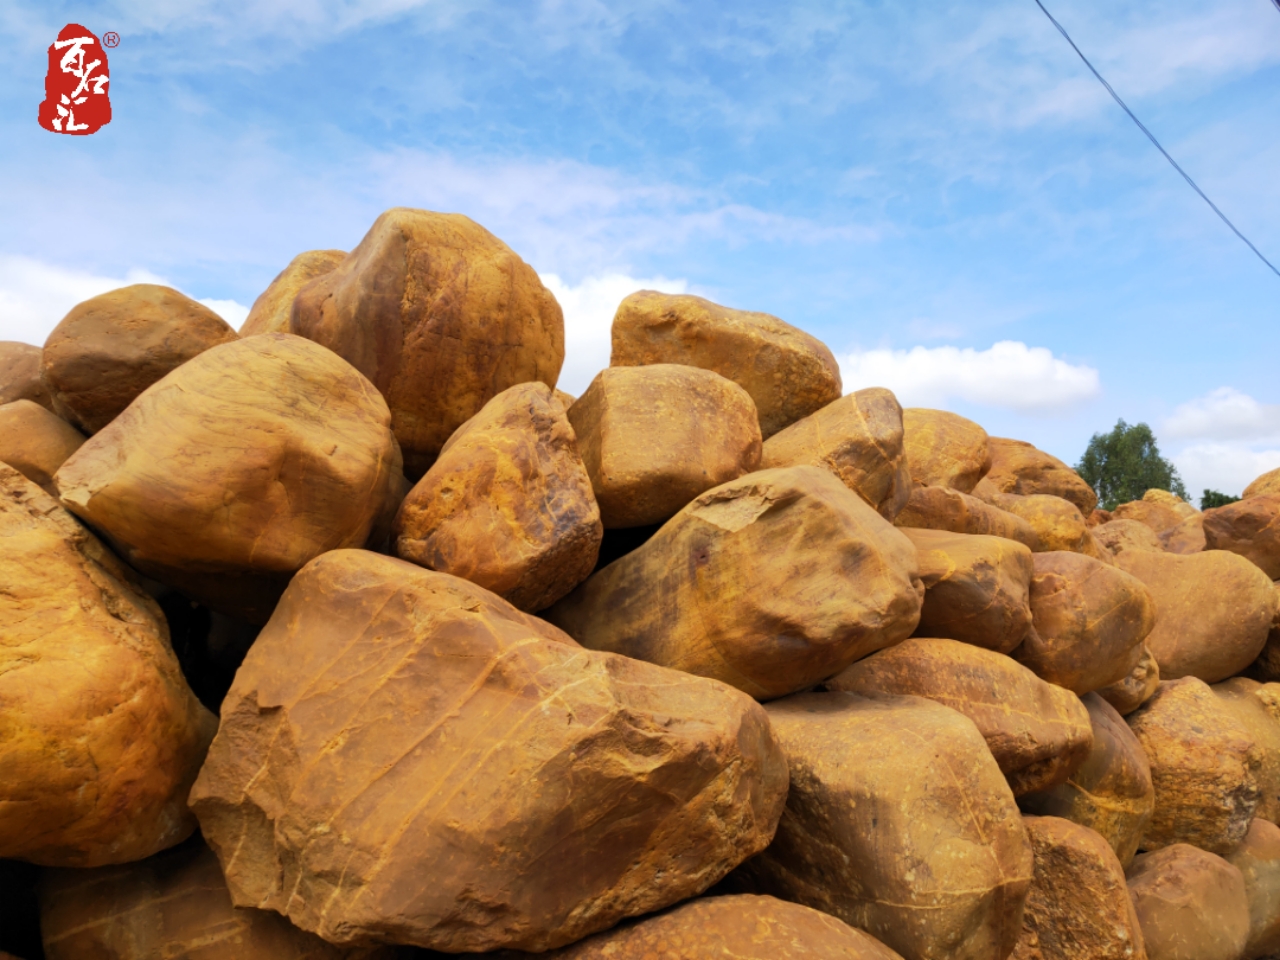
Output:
[{"xmin": 53, "ymin": 36, "xmax": 107, "ymax": 99}]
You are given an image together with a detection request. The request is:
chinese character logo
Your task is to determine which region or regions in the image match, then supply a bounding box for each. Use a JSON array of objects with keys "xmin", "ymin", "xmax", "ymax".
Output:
[{"xmin": 38, "ymin": 24, "xmax": 112, "ymax": 136}]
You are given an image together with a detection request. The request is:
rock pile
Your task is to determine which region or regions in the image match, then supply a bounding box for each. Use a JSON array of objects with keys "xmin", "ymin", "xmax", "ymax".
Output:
[{"xmin": 2, "ymin": 206, "xmax": 1279, "ymax": 960}]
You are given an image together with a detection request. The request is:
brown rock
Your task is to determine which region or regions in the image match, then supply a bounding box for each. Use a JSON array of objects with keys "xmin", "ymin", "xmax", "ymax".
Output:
[
  {"xmin": 1114, "ymin": 548, "xmax": 1275, "ymax": 683},
  {"xmin": 240, "ymin": 249, "xmax": 346, "ymax": 337},
  {"xmin": 1127, "ymin": 844, "xmax": 1249, "ymax": 960},
  {"xmin": 1113, "ymin": 489, "xmax": 1198, "ymax": 534},
  {"xmin": 552, "ymin": 388, "xmax": 576, "ymax": 409},
  {"xmin": 1008, "ymin": 817, "xmax": 1146, "ymax": 960},
  {"xmin": 974, "ymin": 485, "xmax": 1092, "ymax": 554},
  {"xmin": 982, "ymin": 438, "xmax": 1098, "ymax": 515},
  {"xmin": 1088, "ymin": 508, "xmax": 1113, "ymax": 528},
  {"xmin": 610, "ymin": 290, "xmax": 841, "ymax": 439},
  {"xmin": 1093, "ymin": 519, "xmax": 1164, "ymax": 555},
  {"xmin": 902, "ymin": 408, "xmax": 991, "ymax": 493},
  {"xmin": 1017, "ymin": 552, "xmax": 1156, "ymax": 695},
  {"xmin": 1215, "ymin": 678, "xmax": 1280, "ymax": 825},
  {"xmin": 1245, "ymin": 584, "xmax": 1280, "ymax": 683},
  {"xmin": 0, "ymin": 464, "xmax": 215, "ymax": 867},
  {"xmin": 546, "ymin": 466, "xmax": 923, "ymax": 701},
  {"xmin": 0, "ymin": 341, "xmax": 52, "ymax": 410},
  {"xmin": 41, "ymin": 283, "xmax": 239, "ymax": 433},
  {"xmin": 732, "ymin": 692, "xmax": 1033, "ymax": 960},
  {"xmin": 1204, "ymin": 493, "xmax": 1280, "ymax": 580},
  {"xmin": 189, "ymin": 549, "xmax": 788, "ymax": 953},
  {"xmin": 760, "ymin": 387, "xmax": 910, "ymax": 521},
  {"xmin": 1097, "ymin": 645, "xmax": 1160, "ymax": 716},
  {"xmin": 1246, "ymin": 467, "xmax": 1280, "ymax": 501},
  {"xmin": 0, "ymin": 399, "xmax": 84, "ymax": 493},
  {"xmin": 827, "ymin": 637, "xmax": 1092, "ymax": 796},
  {"xmin": 291, "ymin": 208, "xmax": 564, "ymax": 474},
  {"xmin": 1020, "ymin": 693, "xmax": 1154, "ymax": 867},
  {"xmin": 394, "ymin": 382, "xmax": 601, "ymax": 611},
  {"xmin": 567, "ymin": 364, "xmax": 761, "ymax": 528},
  {"xmin": 894, "ymin": 484, "xmax": 1039, "ymax": 550},
  {"xmin": 1157, "ymin": 514, "xmax": 1204, "ymax": 554},
  {"xmin": 1226, "ymin": 818, "xmax": 1280, "ymax": 960},
  {"xmin": 54, "ymin": 334, "xmax": 405, "ymax": 624},
  {"xmin": 1127, "ymin": 677, "xmax": 1262, "ymax": 856}
]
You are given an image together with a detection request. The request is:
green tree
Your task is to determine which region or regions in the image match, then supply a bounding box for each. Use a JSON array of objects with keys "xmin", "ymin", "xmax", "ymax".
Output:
[
  {"xmin": 1201, "ymin": 489, "xmax": 1241, "ymax": 510},
  {"xmin": 1076, "ymin": 420, "xmax": 1188, "ymax": 511}
]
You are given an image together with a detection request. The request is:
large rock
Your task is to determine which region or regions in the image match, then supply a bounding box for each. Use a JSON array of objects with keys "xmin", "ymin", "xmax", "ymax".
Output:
[
  {"xmin": 41, "ymin": 283, "xmax": 239, "ymax": 433},
  {"xmin": 974, "ymin": 485, "xmax": 1095, "ymax": 555},
  {"xmin": 1204, "ymin": 493, "xmax": 1280, "ymax": 580},
  {"xmin": 1127, "ymin": 677, "xmax": 1262, "ymax": 856},
  {"xmin": 1227, "ymin": 818, "xmax": 1280, "ymax": 960},
  {"xmin": 291, "ymin": 208, "xmax": 564, "ymax": 474},
  {"xmin": 0, "ymin": 399, "xmax": 84, "ymax": 494},
  {"xmin": 610, "ymin": 290, "xmax": 842, "ymax": 439},
  {"xmin": 567, "ymin": 364, "xmax": 761, "ymax": 528},
  {"xmin": 189, "ymin": 550, "xmax": 788, "ymax": 953},
  {"xmin": 1093, "ymin": 518, "xmax": 1163, "ymax": 556},
  {"xmin": 0, "ymin": 464, "xmax": 215, "ymax": 867},
  {"xmin": 0, "ymin": 341, "xmax": 52, "ymax": 410},
  {"xmin": 394, "ymin": 382, "xmax": 601, "ymax": 611},
  {"xmin": 1246, "ymin": 467, "xmax": 1280, "ymax": 500},
  {"xmin": 1114, "ymin": 548, "xmax": 1276, "ymax": 683},
  {"xmin": 1214, "ymin": 679, "xmax": 1280, "ymax": 825},
  {"xmin": 240, "ymin": 249, "xmax": 346, "ymax": 336},
  {"xmin": 1246, "ymin": 583, "xmax": 1280, "ymax": 683},
  {"xmin": 1127, "ymin": 845, "xmax": 1249, "ymax": 960},
  {"xmin": 1020, "ymin": 693, "xmax": 1154, "ymax": 867},
  {"xmin": 1113, "ymin": 489, "xmax": 1197, "ymax": 535},
  {"xmin": 827, "ymin": 638, "xmax": 1091, "ymax": 796},
  {"xmin": 894, "ymin": 483, "xmax": 1039, "ymax": 549},
  {"xmin": 54, "ymin": 334, "xmax": 405, "ymax": 623},
  {"xmin": 546, "ymin": 466, "xmax": 923, "ymax": 701},
  {"xmin": 732, "ymin": 692, "xmax": 1033, "ymax": 960},
  {"xmin": 1096, "ymin": 644, "xmax": 1160, "ymax": 716},
  {"xmin": 981, "ymin": 438, "xmax": 1098, "ymax": 515},
  {"xmin": 1017, "ymin": 551, "xmax": 1156, "ymax": 695},
  {"xmin": 902, "ymin": 408, "xmax": 990, "ymax": 493},
  {"xmin": 760, "ymin": 387, "xmax": 911, "ymax": 521},
  {"xmin": 1157, "ymin": 514, "xmax": 1205, "ymax": 554}
]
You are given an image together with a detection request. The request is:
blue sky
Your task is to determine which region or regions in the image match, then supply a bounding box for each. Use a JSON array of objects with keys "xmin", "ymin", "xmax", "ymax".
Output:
[{"xmin": 3, "ymin": 0, "xmax": 1279, "ymax": 497}]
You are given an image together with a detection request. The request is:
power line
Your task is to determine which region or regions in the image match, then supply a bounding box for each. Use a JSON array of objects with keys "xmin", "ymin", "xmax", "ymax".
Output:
[{"xmin": 1032, "ymin": 0, "xmax": 1280, "ymax": 279}]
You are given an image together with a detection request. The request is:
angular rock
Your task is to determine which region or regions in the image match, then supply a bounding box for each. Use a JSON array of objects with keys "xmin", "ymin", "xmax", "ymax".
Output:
[
  {"xmin": 1127, "ymin": 677, "xmax": 1262, "ymax": 856},
  {"xmin": 982, "ymin": 438, "xmax": 1098, "ymax": 515},
  {"xmin": 1204, "ymin": 493, "xmax": 1280, "ymax": 580},
  {"xmin": 974, "ymin": 485, "xmax": 1094, "ymax": 554},
  {"xmin": 291, "ymin": 208, "xmax": 564, "ymax": 474},
  {"xmin": 546, "ymin": 466, "xmax": 923, "ymax": 701},
  {"xmin": 827, "ymin": 637, "xmax": 1092, "ymax": 796},
  {"xmin": 1247, "ymin": 467, "xmax": 1280, "ymax": 501},
  {"xmin": 894, "ymin": 483, "xmax": 1039, "ymax": 550},
  {"xmin": 0, "ymin": 399, "xmax": 84, "ymax": 494},
  {"xmin": 0, "ymin": 341, "xmax": 52, "ymax": 410},
  {"xmin": 1226, "ymin": 818, "xmax": 1280, "ymax": 960},
  {"xmin": 1127, "ymin": 845, "xmax": 1249, "ymax": 960},
  {"xmin": 394, "ymin": 382, "xmax": 601, "ymax": 611},
  {"xmin": 190, "ymin": 549, "xmax": 788, "ymax": 953},
  {"xmin": 41, "ymin": 283, "xmax": 239, "ymax": 433},
  {"xmin": 567, "ymin": 364, "xmax": 761, "ymax": 528},
  {"xmin": 902, "ymin": 408, "xmax": 991, "ymax": 493},
  {"xmin": 1113, "ymin": 489, "xmax": 1197, "ymax": 535},
  {"xmin": 1093, "ymin": 519, "xmax": 1163, "ymax": 556},
  {"xmin": 610, "ymin": 290, "xmax": 842, "ymax": 439},
  {"xmin": 0, "ymin": 464, "xmax": 215, "ymax": 867},
  {"xmin": 1158, "ymin": 514, "xmax": 1205, "ymax": 554},
  {"xmin": 240, "ymin": 249, "xmax": 346, "ymax": 336},
  {"xmin": 1097, "ymin": 644, "xmax": 1160, "ymax": 716},
  {"xmin": 1214, "ymin": 679, "xmax": 1280, "ymax": 825},
  {"xmin": 760, "ymin": 387, "xmax": 910, "ymax": 521},
  {"xmin": 54, "ymin": 334, "xmax": 405, "ymax": 623}
]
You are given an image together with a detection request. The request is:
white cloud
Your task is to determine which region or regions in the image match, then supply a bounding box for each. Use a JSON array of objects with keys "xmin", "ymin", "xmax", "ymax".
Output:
[
  {"xmin": 198, "ymin": 298, "xmax": 251, "ymax": 330},
  {"xmin": 1171, "ymin": 443, "xmax": 1280, "ymax": 499},
  {"xmin": 838, "ymin": 340, "xmax": 1101, "ymax": 413},
  {"xmin": 1163, "ymin": 387, "xmax": 1280, "ymax": 442}
]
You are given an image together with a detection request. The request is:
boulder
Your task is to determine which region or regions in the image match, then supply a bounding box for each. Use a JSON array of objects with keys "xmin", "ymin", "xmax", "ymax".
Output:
[
  {"xmin": 291, "ymin": 208, "xmax": 564, "ymax": 474},
  {"xmin": 0, "ymin": 464, "xmax": 215, "ymax": 867},
  {"xmin": 54, "ymin": 334, "xmax": 405, "ymax": 623},
  {"xmin": 1114, "ymin": 548, "xmax": 1275, "ymax": 683},
  {"xmin": 240, "ymin": 248, "xmax": 346, "ymax": 336},
  {"xmin": 1127, "ymin": 677, "xmax": 1262, "ymax": 856},
  {"xmin": 553, "ymin": 388, "xmax": 576, "ymax": 409},
  {"xmin": 1093, "ymin": 519, "xmax": 1163, "ymax": 556},
  {"xmin": 732, "ymin": 692, "xmax": 1033, "ymax": 960},
  {"xmin": 1214, "ymin": 679, "xmax": 1280, "ymax": 825},
  {"xmin": 394, "ymin": 382, "xmax": 601, "ymax": 611},
  {"xmin": 189, "ymin": 550, "xmax": 788, "ymax": 953},
  {"xmin": 1088, "ymin": 508, "xmax": 1112, "ymax": 527},
  {"xmin": 610, "ymin": 290, "xmax": 842, "ymax": 439},
  {"xmin": 894, "ymin": 483, "xmax": 1039, "ymax": 549},
  {"xmin": 1008, "ymin": 817, "xmax": 1146, "ymax": 960},
  {"xmin": 1226, "ymin": 818, "xmax": 1280, "ymax": 960},
  {"xmin": 1020, "ymin": 693, "xmax": 1154, "ymax": 867},
  {"xmin": 1127, "ymin": 844, "xmax": 1249, "ymax": 960},
  {"xmin": 827, "ymin": 637, "xmax": 1092, "ymax": 796},
  {"xmin": 974, "ymin": 485, "xmax": 1094, "ymax": 555},
  {"xmin": 567, "ymin": 364, "xmax": 761, "ymax": 528},
  {"xmin": 1246, "ymin": 467, "xmax": 1280, "ymax": 500},
  {"xmin": 981, "ymin": 438, "xmax": 1099, "ymax": 515},
  {"xmin": 899, "ymin": 528, "xmax": 1035, "ymax": 654},
  {"xmin": 1157, "ymin": 514, "xmax": 1204, "ymax": 554},
  {"xmin": 760, "ymin": 387, "xmax": 911, "ymax": 521},
  {"xmin": 1096, "ymin": 644, "xmax": 1160, "ymax": 716},
  {"xmin": 0, "ymin": 399, "xmax": 84, "ymax": 493},
  {"xmin": 1245, "ymin": 584, "xmax": 1280, "ymax": 683},
  {"xmin": 902, "ymin": 408, "xmax": 991, "ymax": 493},
  {"xmin": 1017, "ymin": 551, "xmax": 1156, "ymax": 695},
  {"xmin": 0, "ymin": 341, "xmax": 52, "ymax": 410},
  {"xmin": 1113, "ymin": 489, "xmax": 1198, "ymax": 534},
  {"xmin": 546, "ymin": 466, "xmax": 923, "ymax": 701},
  {"xmin": 41, "ymin": 283, "xmax": 239, "ymax": 433},
  {"xmin": 1203, "ymin": 493, "xmax": 1280, "ymax": 580}
]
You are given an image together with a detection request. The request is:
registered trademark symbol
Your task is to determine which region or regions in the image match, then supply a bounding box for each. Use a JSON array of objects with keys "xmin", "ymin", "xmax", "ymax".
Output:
[{"xmin": 102, "ymin": 31, "xmax": 120, "ymax": 48}]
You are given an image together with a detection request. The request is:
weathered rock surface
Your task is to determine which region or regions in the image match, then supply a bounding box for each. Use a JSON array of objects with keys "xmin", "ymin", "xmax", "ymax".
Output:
[
  {"xmin": 610, "ymin": 290, "xmax": 842, "ymax": 439},
  {"xmin": 1246, "ymin": 467, "xmax": 1280, "ymax": 501},
  {"xmin": 1203, "ymin": 493, "xmax": 1280, "ymax": 580},
  {"xmin": 1246, "ymin": 584, "xmax": 1280, "ymax": 683},
  {"xmin": 1157, "ymin": 514, "xmax": 1205, "ymax": 554},
  {"xmin": 0, "ymin": 399, "xmax": 84, "ymax": 493},
  {"xmin": 546, "ymin": 465, "xmax": 923, "ymax": 701},
  {"xmin": 974, "ymin": 485, "xmax": 1094, "ymax": 555},
  {"xmin": 1097, "ymin": 644, "xmax": 1160, "ymax": 717},
  {"xmin": 54, "ymin": 333, "xmax": 405, "ymax": 623},
  {"xmin": 1113, "ymin": 489, "xmax": 1198, "ymax": 535},
  {"xmin": 0, "ymin": 341, "xmax": 52, "ymax": 410},
  {"xmin": 0, "ymin": 464, "xmax": 215, "ymax": 867},
  {"xmin": 981, "ymin": 438, "xmax": 1099, "ymax": 515},
  {"xmin": 190, "ymin": 549, "xmax": 788, "ymax": 953},
  {"xmin": 894, "ymin": 484, "xmax": 1039, "ymax": 549},
  {"xmin": 291, "ymin": 208, "xmax": 564, "ymax": 474},
  {"xmin": 1226, "ymin": 818, "xmax": 1280, "ymax": 960},
  {"xmin": 567, "ymin": 364, "xmax": 760, "ymax": 528},
  {"xmin": 1127, "ymin": 844, "xmax": 1250, "ymax": 960},
  {"xmin": 902, "ymin": 408, "xmax": 991, "ymax": 493},
  {"xmin": 1093, "ymin": 518, "xmax": 1163, "ymax": 556},
  {"xmin": 394, "ymin": 382, "xmax": 601, "ymax": 611},
  {"xmin": 1214, "ymin": 679, "xmax": 1280, "ymax": 825},
  {"xmin": 827, "ymin": 638, "xmax": 1091, "ymax": 796},
  {"xmin": 41, "ymin": 283, "xmax": 239, "ymax": 433},
  {"xmin": 1127, "ymin": 677, "xmax": 1262, "ymax": 856},
  {"xmin": 240, "ymin": 249, "xmax": 346, "ymax": 336}
]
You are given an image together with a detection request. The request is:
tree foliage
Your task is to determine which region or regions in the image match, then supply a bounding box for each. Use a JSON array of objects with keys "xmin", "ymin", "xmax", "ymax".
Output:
[
  {"xmin": 1201, "ymin": 489, "xmax": 1241, "ymax": 510},
  {"xmin": 1076, "ymin": 419, "xmax": 1187, "ymax": 511}
]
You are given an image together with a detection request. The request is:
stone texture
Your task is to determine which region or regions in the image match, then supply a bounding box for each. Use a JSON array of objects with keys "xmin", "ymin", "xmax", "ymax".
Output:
[
  {"xmin": 732, "ymin": 692, "xmax": 1033, "ymax": 960},
  {"xmin": 54, "ymin": 333, "xmax": 405, "ymax": 624},
  {"xmin": 1246, "ymin": 584, "xmax": 1280, "ymax": 683},
  {"xmin": 1214, "ymin": 679, "xmax": 1280, "ymax": 825},
  {"xmin": 291, "ymin": 208, "xmax": 564, "ymax": 474},
  {"xmin": 240, "ymin": 249, "xmax": 346, "ymax": 337},
  {"xmin": 1093, "ymin": 519, "xmax": 1164, "ymax": 556},
  {"xmin": 0, "ymin": 341, "xmax": 52, "ymax": 410},
  {"xmin": 760, "ymin": 387, "xmax": 911, "ymax": 521},
  {"xmin": 546, "ymin": 465, "xmax": 923, "ymax": 701},
  {"xmin": 1157, "ymin": 514, "xmax": 1205, "ymax": 554},
  {"xmin": 1204, "ymin": 493, "xmax": 1280, "ymax": 580},
  {"xmin": 974, "ymin": 485, "xmax": 1094, "ymax": 555},
  {"xmin": 190, "ymin": 549, "xmax": 788, "ymax": 953},
  {"xmin": 894, "ymin": 484, "xmax": 1039, "ymax": 550},
  {"xmin": 1247, "ymin": 468, "xmax": 1280, "ymax": 501},
  {"xmin": 0, "ymin": 464, "xmax": 215, "ymax": 867},
  {"xmin": 610, "ymin": 290, "xmax": 842, "ymax": 439},
  {"xmin": 567, "ymin": 364, "xmax": 761, "ymax": 529},
  {"xmin": 394, "ymin": 382, "xmax": 601, "ymax": 611},
  {"xmin": 1127, "ymin": 677, "xmax": 1262, "ymax": 856},
  {"xmin": 902, "ymin": 408, "xmax": 991, "ymax": 493},
  {"xmin": 1097, "ymin": 645, "xmax": 1160, "ymax": 717},
  {"xmin": 1020, "ymin": 693, "xmax": 1154, "ymax": 868},
  {"xmin": 981, "ymin": 438, "xmax": 1099, "ymax": 515},
  {"xmin": 0, "ymin": 399, "xmax": 84, "ymax": 493},
  {"xmin": 1226, "ymin": 818, "xmax": 1280, "ymax": 960},
  {"xmin": 1112, "ymin": 489, "xmax": 1197, "ymax": 536},
  {"xmin": 41, "ymin": 283, "xmax": 239, "ymax": 434},
  {"xmin": 1018, "ymin": 551, "xmax": 1156, "ymax": 695},
  {"xmin": 1127, "ymin": 845, "xmax": 1250, "ymax": 960},
  {"xmin": 826, "ymin": 637, "xmax": 1091, "ymax": 797}
]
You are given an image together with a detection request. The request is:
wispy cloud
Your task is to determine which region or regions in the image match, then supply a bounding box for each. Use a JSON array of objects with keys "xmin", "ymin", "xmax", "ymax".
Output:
[
  {"xmin": 1172, "ymin": 443, "xmax": 1280, "ymax": 499},
  {"xmin": 1164, "ymin": 387, "xmax": 1280, "ymax": 442}
]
